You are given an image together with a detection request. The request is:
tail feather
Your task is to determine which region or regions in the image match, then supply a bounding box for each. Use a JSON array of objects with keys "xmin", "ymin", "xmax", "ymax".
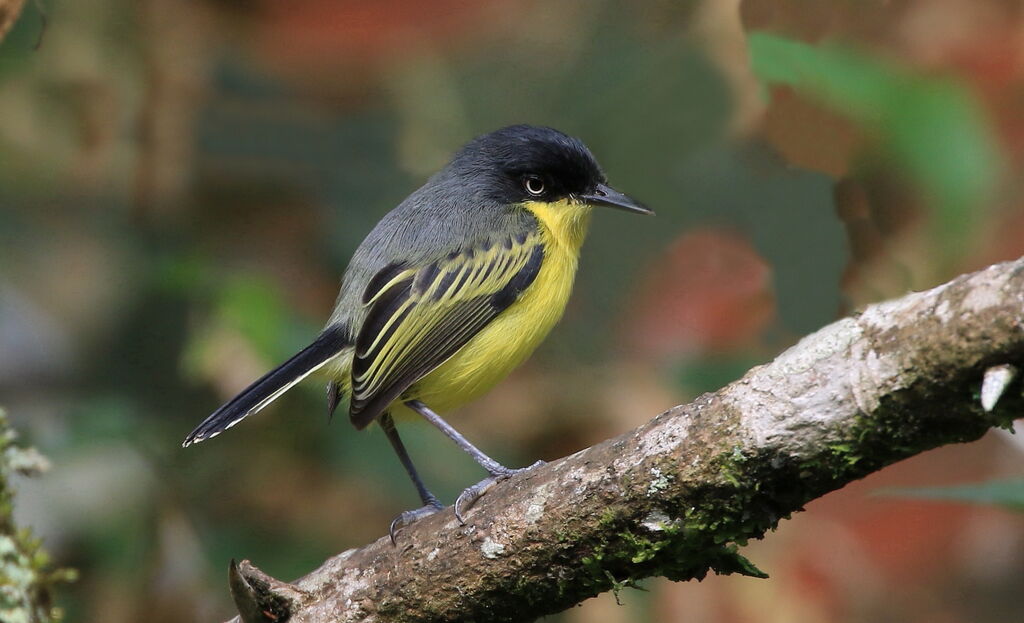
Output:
[{"xmin": 182, "ymin": 326, "xmax": 348, "ymax": 447}]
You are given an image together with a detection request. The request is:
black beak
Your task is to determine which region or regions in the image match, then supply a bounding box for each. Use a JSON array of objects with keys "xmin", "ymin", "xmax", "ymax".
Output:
[{"xmin": 580, "ymin": 183, "xmax": 653, "ymax": 215}]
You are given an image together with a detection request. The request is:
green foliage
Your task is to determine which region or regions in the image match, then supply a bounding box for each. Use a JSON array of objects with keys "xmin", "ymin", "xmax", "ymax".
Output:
[
  {"xmin": 215, "ymin": 277, "xmax": 294, "ymax": 359},
  {"xmin": 878, "ymin": 479, "xmax": 1024, "ymax": 512},
  {"xmin": 0, "ymin": 408, "xmax": 76, "ymax": 623},
  {"xmin": 0, "ymin": 1, "xmax": 44, "ymax": 81},
  {"xmin": 748, "ymin": 31, "xmax": 1002, "ymax": 245}
]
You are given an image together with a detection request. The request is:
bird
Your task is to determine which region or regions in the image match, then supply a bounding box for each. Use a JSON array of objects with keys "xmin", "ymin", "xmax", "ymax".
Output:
[{"xmin": 182, "ymin": 124, "xmax": 651, "ymax": 537}]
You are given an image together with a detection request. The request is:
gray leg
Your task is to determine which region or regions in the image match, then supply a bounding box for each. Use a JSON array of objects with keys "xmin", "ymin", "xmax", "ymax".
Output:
[
  {"xmin": 404, "ymin": 399, "xmax": 513, "ymax": 476},
  {"xmin": 404, "ymin": 399, "xmax": 544, "ymax": 523},
  {"xmin": 379, "ymin": 413, "xmax": 443, "ymax": 543},
  {"xmin": 380, "ymin": 413, "xmax": 442, "ymax": 507}
]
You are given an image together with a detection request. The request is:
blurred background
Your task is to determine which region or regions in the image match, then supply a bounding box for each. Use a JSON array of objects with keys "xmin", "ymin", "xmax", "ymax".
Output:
[{"xmin": 1, "ymin": 0, "xmax": 1023, "ymax": 621}]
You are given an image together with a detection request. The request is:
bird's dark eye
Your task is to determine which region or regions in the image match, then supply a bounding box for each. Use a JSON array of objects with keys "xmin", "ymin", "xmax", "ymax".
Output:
[{"xmin": 523, "ymin": 176, "xmax": 545, "ymax": 197}]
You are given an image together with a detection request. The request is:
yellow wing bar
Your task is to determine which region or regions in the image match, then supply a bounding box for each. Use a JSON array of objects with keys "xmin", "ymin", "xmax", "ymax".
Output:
[{"xmin": 348, "ymin": 232, "xmax": 545, "ymax": 428}]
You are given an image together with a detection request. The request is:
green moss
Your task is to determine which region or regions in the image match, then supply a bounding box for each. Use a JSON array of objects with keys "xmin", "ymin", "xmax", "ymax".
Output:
[
  {"xmin": 794, "ymin": 441, "xmax": 864, "ymax": 481},
  {"xmin": 719, "ymin": 448, "xmax": 745, "ymax": 488},
  {"xmin": 561, "ymin": 489, "xmax": 769, "ymax": 603},
  {"xmin": 597, "ymin": 507, "xmax": 620, "ymax": 528}
]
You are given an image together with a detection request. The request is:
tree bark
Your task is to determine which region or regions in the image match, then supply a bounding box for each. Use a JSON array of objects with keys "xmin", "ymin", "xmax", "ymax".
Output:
[{"xmin": 226, "ymin": 258, "xmax": 1024, "ymax": 623}]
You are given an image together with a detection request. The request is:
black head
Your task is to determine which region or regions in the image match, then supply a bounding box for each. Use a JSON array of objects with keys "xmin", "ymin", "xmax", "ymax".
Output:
[{"xmin": 447, "ymin": 125, "xmax": 651, "ymax": 214}]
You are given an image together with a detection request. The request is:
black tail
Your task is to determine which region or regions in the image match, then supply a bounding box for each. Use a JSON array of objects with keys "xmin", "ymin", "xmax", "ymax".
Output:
[{"xmin": 182, "ymin": 326, "xmax": 348, "ymax": 447}]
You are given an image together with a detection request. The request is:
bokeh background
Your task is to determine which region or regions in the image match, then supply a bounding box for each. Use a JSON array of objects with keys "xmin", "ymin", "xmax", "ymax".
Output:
[{"xmin": 2, "ymin": 0, "xmax": 1023, "ymax": 621}]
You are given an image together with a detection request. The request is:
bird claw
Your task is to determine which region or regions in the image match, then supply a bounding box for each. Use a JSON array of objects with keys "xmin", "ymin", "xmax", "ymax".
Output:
[
  {"xmin": 454, "ymin": 460, "xmax": 546, "ymax": 524},
  {"xmin": 454, "ymin": 477, "xmax": 500, "ymax": 525},
  {"xmin": 389, "ymin": 501, "xmax": 444, "ymax": 545}
]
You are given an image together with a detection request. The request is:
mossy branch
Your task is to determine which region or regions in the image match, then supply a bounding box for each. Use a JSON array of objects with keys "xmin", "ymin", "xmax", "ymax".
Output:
[{"xmin": 225, "ymin": 258, "xmax": 1024, "ymax": 623}]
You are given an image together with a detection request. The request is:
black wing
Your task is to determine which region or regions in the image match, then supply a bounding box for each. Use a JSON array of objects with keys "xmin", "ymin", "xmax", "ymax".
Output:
[{"xmin": 348, "ymin": 233, "xmax": 544, "ymax": 429}]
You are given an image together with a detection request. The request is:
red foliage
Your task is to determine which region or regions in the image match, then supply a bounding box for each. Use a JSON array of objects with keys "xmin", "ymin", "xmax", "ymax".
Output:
[
  {"xmin": 623, "ymin": 229, "xmax": 774, "ymax": 360},
  {"xmin": 254, "ymin": 0, "xmax": 507, "ymax": 68}
]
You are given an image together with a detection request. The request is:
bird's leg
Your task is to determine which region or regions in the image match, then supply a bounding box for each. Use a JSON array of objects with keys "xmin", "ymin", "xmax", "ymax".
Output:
[
  {"xmin": 404, "ymin": 399, "xmax": 513, "ymax": 474},
  {"xmin": 379, "ymin": 413, "xmax": 443, "ymax": 543},
  {"xmin": 404, "ymin": 399, "xmax": 544, "ymax": 523},
  {"xmin": 380, "ymin": 413, "xmax": 443, "ymax": 507}
]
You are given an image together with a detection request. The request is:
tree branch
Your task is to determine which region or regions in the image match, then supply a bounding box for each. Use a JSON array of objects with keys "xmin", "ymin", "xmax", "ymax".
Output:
[{"xmin": 225, "ymin": 258, "xmax": 1024, "ymax": 623}]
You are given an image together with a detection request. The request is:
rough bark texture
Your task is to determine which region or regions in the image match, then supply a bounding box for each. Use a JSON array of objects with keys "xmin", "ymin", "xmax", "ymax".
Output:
[{"xmin": 226, "ymin": 258, "xmax": 1024, "ymax": 623}]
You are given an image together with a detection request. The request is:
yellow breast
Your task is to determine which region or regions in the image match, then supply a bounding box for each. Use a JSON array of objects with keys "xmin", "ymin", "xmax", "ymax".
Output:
[{"xmin": 405, "ymin": 199, "xmax": 592, "ymax": 412}]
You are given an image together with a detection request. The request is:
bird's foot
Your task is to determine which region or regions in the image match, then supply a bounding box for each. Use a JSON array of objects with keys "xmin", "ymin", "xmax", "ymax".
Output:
[
  {"xmin": 389, "ymin": 500, "xmax": 444, "ymax": 545},
  {"xmin": 454, "ymin": 460, "xmax": 546, "ymax": 524}
]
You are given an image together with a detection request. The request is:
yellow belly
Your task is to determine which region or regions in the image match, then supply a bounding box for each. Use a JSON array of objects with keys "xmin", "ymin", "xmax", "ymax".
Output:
[
  {"xmin": 331, "ymin": 199, "xmax": 591, "ymax": 419},
  {"xmin": 408, "ymin": 234, "xmax": 579, "ymax": 410}
]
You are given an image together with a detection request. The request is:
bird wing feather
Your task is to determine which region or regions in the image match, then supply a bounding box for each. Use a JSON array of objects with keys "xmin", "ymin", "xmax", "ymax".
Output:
[{"xmin": 348, "ymin": 231, "xmax": 544, "ymax": 428}]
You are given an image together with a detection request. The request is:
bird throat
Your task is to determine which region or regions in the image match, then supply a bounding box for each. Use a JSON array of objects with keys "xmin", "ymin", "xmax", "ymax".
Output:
[{"xmin": 522, "ymin": 198, "xmax": 593, "ymax": 252}]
